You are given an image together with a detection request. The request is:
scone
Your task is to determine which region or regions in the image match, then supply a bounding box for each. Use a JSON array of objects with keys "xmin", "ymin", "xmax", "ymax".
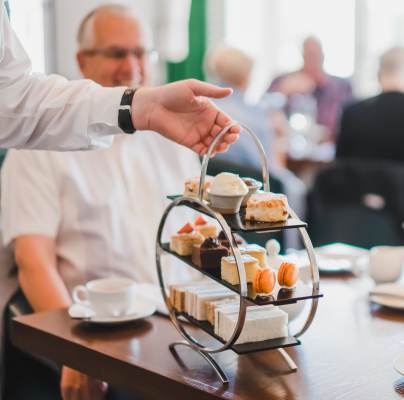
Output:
[
  {"xmin": 184, "ymin": 176, "xmax": 213, "ymax": 200},
  {"xmin": 221, "ymin": 255, "xmax": 260, "ymax": 285},
  {"xmin": 170, "ymin": 223, "xmax": 204, "ymax": 256},
  {"xmin": 245, "ymin": 192, "xmax": 289, "ymax": 223}
]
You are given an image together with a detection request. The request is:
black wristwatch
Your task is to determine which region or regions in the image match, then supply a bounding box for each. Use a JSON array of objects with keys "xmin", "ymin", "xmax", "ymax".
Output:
[{"xmin": 118, "ymin": 88, "xmax": 137, "ymax": 134}]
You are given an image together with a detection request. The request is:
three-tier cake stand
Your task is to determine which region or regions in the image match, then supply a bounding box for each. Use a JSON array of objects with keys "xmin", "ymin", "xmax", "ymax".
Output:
[{"xmin": 155, "ymin": 123, "xmax": 322, "ymax": 385}]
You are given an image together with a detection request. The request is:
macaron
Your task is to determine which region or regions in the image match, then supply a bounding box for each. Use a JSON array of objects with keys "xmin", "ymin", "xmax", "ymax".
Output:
[
  {"xmin": 278, "ymin": 262, "xmax": 299, "ymax": 288},
  {"xmin": 253, "ymin": 268, "xmax": 276, "ymax": 294}
]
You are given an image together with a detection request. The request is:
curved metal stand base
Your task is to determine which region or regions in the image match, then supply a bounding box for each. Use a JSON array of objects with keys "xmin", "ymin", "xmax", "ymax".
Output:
[
  {"xmin": 169, "ymin": 342, "xmax": 298, "ymax": 386},
  {"xmin": 169, "ymin": 341, "xmax": 229, "ymax": 385}
]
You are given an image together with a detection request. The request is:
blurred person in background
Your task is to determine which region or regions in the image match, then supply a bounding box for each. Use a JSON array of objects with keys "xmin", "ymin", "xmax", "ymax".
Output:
[
  {"xmin": 1, "ymin": 5, "xmax": 202, "ymax": 400},
  {"xmin": 336, "ymin": 47, "xmax": 404, "ymax": 162},
  {"xmin": 268, "ymin": 36, "xmax": 353, "ymax": 143},
  {"xmin": 206, "ymin": 45, "xmax": 285, "ymax": 169},
  {"xmin": 206, "ymin": 45, "xmax": 306, "ymax": 248}
]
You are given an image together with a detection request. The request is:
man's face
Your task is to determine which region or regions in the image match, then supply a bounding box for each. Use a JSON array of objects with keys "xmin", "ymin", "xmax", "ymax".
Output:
[
  {"xmin": 77, "ymin": 12, "xmax": 147, "ymax": 87},
  {"xmin": 302, "ymin": 39, "xmax": 324, "ymax": 73}
]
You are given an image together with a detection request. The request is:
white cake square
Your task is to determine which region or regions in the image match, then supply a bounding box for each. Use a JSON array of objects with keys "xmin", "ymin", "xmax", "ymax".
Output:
[
  {"xmin": 216, "ymin": 306, "xmax": 288, "ymax": 344},
  {"xmin": 221, "ymin": 254, "xmax": 260, "ymax": 285}
]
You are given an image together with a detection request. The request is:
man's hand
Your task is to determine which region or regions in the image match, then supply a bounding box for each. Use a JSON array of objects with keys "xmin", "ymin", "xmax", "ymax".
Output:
[
  {"xmin": 131, "ymin": 79, "xmax": 240, "ymax": 155},
  {"xmin": 61, "ymin": 366, "xmax": 108, "ymax": 400}
]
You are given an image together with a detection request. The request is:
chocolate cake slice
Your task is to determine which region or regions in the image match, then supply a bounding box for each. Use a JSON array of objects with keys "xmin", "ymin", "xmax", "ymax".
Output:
[{"xmin": 192, "ymin": 237, "xmax": 229, "ymax": 272}]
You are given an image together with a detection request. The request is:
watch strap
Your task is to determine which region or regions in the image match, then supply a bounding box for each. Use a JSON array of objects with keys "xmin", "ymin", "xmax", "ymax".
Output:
[{"xmin": 118, "ymin": 88, "xmax": 137, "ymax": 134}]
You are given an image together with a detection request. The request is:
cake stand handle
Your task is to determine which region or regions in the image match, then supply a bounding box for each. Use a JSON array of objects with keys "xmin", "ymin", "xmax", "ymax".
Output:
[
  {"xmin": 169, "ymin": 341, "xmax": 229, "ymax": 385},
  {"xmin": 198, "ymin": 122, "xmax": 270, "ymax": 200}
]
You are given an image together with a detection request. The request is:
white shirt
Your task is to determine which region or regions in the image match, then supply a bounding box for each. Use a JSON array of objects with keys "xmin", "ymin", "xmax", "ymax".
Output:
[
  {"xmin": 0, "ymin": 0, "xmax": 125, "ymax": 150},
  {"xmin": 1, "ymin": 133, "xmax": 202, "ymax": 292}
]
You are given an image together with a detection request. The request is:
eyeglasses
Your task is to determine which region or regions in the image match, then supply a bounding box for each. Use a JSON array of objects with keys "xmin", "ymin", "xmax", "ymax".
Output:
[{"xmin": 82, "ymin": 46, "xmax": 158, "ymax": 61}]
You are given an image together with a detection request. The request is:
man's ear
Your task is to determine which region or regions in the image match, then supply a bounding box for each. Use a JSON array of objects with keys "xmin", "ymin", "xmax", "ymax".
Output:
[{"xmin": 76, "ymin": 51, "xmax": 86, "ymax": 74}]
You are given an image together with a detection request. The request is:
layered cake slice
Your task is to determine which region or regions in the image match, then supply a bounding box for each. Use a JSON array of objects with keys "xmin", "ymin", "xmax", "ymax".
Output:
[
  {"xmin": 239, "ymin": 244, "xmax": 268, "ymax": 267},
  {"xmin": 192, "ymin": 237, "xmax": 228, "ymax": 271},
  {"xmin": 216, "ymin": 305, "xmax": 288, "ymax": 344},
  {"xmin": 206, "ymin": 297, "xmax": 238, "ymax": 325},
  {"xmin": 221, "ymin": 255, "xmax": 260, "ymax": 285},
  {"xmin": 245, "ymin": 192, "xmax": 289, "ymax": 223},
  {"xmin": 170, "ymin": 223, "xmax": 204, "ymax": 256},
  {"xmin": 192, "ymin": 290, "xmax": 234, "ymax": 320},
  {"xmin": 194, "ymin": 215, "xmax": 218, "ymax": 239}
]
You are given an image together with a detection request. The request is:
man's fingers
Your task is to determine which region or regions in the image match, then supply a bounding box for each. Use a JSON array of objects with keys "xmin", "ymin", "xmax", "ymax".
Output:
[
  {"xmin": 188, "ymin": 79, "xmax": 233, "ymax": 99},
  {"xmin": 223, "ymin": 133, "xmax": 239, "ymax": 144}
]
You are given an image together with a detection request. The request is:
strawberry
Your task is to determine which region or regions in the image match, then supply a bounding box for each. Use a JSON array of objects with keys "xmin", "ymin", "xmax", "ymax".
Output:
[
  {"xmin": 178, "ymin": 223, "xmax": 193, "ymax": 234},
  {"xmin": 194, "ymin": 215, "xmax": 207, "ymax": 226}
]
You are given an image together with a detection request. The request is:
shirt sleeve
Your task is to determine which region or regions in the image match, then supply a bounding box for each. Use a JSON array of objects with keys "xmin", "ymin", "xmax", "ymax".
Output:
[
  {"xmin": 1, "ymin": 149, "xmax": 61, "ymax": 246},
  {"xmin": 0, "ymin": 1, "xmax": 126, "ymax": 151}
]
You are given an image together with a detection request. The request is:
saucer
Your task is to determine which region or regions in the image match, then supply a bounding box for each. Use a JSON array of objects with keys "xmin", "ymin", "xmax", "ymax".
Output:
[
  {"xmin": 370, "ymin": 283, "xmax": 404, "ymax": 310},
  {"xmin": 68, "ymin": 300, "xmax": 156, "ymax": 325}
]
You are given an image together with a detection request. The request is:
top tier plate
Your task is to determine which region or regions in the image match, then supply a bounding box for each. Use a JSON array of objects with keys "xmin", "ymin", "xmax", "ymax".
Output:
[{"xmin": 167, "ymin": 195, "xmax": 307, "ymax": 233}]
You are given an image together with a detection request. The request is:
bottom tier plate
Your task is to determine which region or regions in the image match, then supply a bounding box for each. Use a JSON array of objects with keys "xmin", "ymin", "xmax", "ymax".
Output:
[{"xmin": 178, "ymin": 312, "xmax": 300, "ymax": 355}]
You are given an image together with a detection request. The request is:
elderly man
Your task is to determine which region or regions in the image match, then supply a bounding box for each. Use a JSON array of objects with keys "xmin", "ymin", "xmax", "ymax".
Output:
[{"xmin": 1, "ymin": 5, "xmax": 201, "ymax": 400}]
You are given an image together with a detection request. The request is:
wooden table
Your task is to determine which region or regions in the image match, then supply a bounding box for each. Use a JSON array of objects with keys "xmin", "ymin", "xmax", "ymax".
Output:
[{"xmin": 11, "ymin": 276, "xmax": 404, "ymax": 400}]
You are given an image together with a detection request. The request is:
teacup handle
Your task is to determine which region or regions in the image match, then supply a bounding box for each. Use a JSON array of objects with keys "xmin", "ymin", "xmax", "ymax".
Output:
[{"xmin": 72, "ymin": 285, "xmax": 89, "ymax": 305}]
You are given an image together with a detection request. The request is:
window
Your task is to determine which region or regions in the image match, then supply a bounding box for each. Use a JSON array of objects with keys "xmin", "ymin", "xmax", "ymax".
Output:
[
  {"xmin": 8, "ymin": 0, "xmax": 46, "ymax": 73},
  {"xmin": 223, "ymin": 0, "xmax": 355, "ymax": 99}
]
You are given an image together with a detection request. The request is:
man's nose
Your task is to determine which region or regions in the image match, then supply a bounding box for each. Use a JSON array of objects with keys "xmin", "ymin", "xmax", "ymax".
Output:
[
  {"xmin": 121, "ymin": 52, "xmax": 141, "ymax": 71},
  {"xmin": 120, "ymin": 53, "xmax": 142, "ymax": 83}
]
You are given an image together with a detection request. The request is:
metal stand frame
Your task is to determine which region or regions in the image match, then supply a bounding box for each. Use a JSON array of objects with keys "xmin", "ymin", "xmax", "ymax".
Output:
[{"xmin": 155, "ymin": 123, "xmax": 320, "ymax": 384}]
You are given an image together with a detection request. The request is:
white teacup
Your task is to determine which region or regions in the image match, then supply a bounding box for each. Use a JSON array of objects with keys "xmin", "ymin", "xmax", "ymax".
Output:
[
  {"xmin": 368, "ymin": 246, "xmax": 404, "ymax": 284},
  {"xmin": 72, "ymin": 277, "xmax": 136, "ymax": 317}
]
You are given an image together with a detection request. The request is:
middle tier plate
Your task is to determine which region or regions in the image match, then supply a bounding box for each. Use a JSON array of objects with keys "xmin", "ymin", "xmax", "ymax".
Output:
[
  {"xmin": 161, "ymin": 243, "xmax": 323, "ymax": 306},
  {"xmin": 167, "ymin": 195, "xmax": 307, "ymax": 233}
]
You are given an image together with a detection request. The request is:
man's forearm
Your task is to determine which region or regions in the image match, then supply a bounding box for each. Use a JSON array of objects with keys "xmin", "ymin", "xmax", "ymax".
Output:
[{"xmin": 15, "ymin": 236, "xmax": 71, "ymax": 312}]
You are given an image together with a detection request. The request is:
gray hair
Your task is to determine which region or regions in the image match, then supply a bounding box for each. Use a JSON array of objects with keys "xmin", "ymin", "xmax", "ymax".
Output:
[
  {"xmin": 77, "ymin": 4, "xmax": 150, "ymax": 50},
  {"xmin": 206, "ymin": 46, "xmax": 253, "ymax": 87},
  {"xmin": 379, "ymin": 47, "xmax": 404, "ymax": 77}
]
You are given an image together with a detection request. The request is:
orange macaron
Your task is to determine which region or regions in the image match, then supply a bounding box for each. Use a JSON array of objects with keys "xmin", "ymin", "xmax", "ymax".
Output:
[
  {"xmin": 278, "ymin": 262, "xmax": 299, "ymax": 288},
  {"xmin": 253, "ymin": 268, "xmax": 276, "ymax": 294}
]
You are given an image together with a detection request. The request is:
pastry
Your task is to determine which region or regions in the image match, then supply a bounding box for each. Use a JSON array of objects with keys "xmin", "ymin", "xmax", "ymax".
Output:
[
  {"xmin": 194, "ymin": 215, "xmax": 218, "ymax": 238},
  {"xmin": 221, "ymin": 254, "xmax": 260, "ymax": 285},
  {"xmin": 170, "ymin": 223, "xmax": 204, "ymax": 256},
  {"xmin": 191, "ymin": 237, "xmax": 228, "ymax": 271},
  {"xmin": 253, "ymin": 268, "xmax": 276, "ymax": 294},
  {"xmin": 217, "ymin": 230, "xmax": 243, "ymax": 248},
  {"xmin": 207, "ymin": 172, "xmax": 248, "ymax": 214},
  {"xmin": 184, "ymin": 176, "xmax": 213, "ymax": 200},
  {"xmin": 278, "ymin": 262, "xmax": 299, "ymax": 288},
  {"xmin": 206, "ymin": 297, "xmax": 238, "ymax": 325},
  {"xmin": 239, "ymin": 244, "xmax": 267, "ymax": 267},
  {"xmin": 192, "ymin": 290, "xmax": 233, "ymax": 320},
  {"xmin": 241, "ymin": 177, "xmax": 262, "ymax": 206},
  {"xmin": 216, "ymin": 305, "xmax": 288, "ymax": 344},
  {"xmin": 170, "ymin": 283, "xmax": 221, "ymax": 313},
  {"xmin": 245, "ymin": 192, "xmax": 289, "ymax": 223}
]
